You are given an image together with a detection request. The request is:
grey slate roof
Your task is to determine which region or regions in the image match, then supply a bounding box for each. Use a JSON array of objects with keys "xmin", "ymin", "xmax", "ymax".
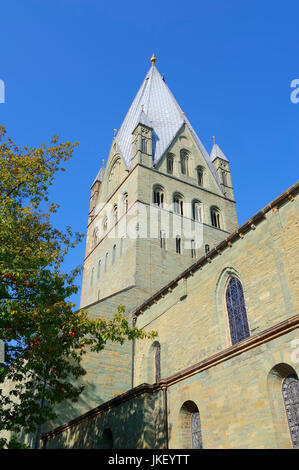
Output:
[
  {"xmin": 93, "ymin": 63, "xmax": 223, "ymax": 192},
  {"xmin": 210, "ymin": 142, "xmax": 229, "ymax": 162},
  {"xmin": 135, "ymin": 109, "xmax": 152, "ymax": 129},
  {"xmin": 114, "ymin": 63, "xmax": 223, "ymax": 191},
  {"xmin": 92, "ymin": 165, "xmax": 105, "ymax": 187}
]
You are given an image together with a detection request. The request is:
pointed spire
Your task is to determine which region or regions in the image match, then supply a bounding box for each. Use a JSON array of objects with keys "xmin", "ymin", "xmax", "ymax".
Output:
[
  {"xmin": 115, "ymin": 60, "xmax": 224, "ymax": 192},
  {"xmin": 210, "ymin": 139, "xmax": 229, "ymax": 162},
  {"xmin": 150, "ymin": 53, "xmax": 157, "ymax": 64},
  {"xmin": 92, "ymin": 158, "xmax": 105, "ymax": 186}
]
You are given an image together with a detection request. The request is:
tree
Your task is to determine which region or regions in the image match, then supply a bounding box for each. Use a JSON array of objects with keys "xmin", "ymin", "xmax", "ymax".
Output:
[{"xmin": 0, "ymin": 126, "xmax": 156, "ymax": 448}]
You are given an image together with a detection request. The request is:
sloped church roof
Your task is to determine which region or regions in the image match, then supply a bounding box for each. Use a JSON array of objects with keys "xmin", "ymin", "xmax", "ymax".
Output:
[
  {"xmin": 94, "ymin": 57, "xmax": 224, "ymax": 191},
  {"xmin": 115, "ymin": 59, "xmax": 222, "ymax": 185}
]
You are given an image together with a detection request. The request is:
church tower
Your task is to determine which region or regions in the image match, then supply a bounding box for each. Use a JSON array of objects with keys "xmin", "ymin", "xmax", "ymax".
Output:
[{"xmin": 60, "ymin": 56, "xmax": 238, "ymax": 424}]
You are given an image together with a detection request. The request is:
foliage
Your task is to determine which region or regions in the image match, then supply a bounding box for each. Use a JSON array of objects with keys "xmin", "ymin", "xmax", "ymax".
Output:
[{"xmin": 0, "ymin": 126, "xmax": 156, "ymax": 448}]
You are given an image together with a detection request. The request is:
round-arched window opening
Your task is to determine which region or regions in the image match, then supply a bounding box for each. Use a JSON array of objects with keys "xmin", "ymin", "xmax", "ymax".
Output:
[
  {"xmin": 282, "ymin": 374, "xmax": 299, "ymax": 448},
  {"xmin": 153, "ymin": 185, "xmax": 165, "ymax": 208},
  {"xmin": 179, "ymin": 401, "xmax": 203, "ymax": 449},
  {"xmin": 210, "ymin": 206, "xmax": 221, "ymax": 229},
  {"xmin": 225, "ymin": 277, "xmax": 250, "ymax": 345},
  {"xmin": 102, "ymin": 428, "xmax": 113, "ymax": 449}
]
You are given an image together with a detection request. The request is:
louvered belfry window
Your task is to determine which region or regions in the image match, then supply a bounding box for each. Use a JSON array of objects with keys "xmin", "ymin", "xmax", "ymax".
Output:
[
  {"xmin": 226, "ymin": 277, "xmax": 250, "ymax": 345},
  {"xmin": 282, "ymin": 375, "xmax": 299, "ymax": 448}
]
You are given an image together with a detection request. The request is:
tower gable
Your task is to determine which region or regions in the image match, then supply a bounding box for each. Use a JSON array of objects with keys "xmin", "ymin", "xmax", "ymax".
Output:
[
  {"xmin": 155, "ymin": 125, "xmax": 225, "ymax": 197},
  {"xmin": 96, "ymin": 140, "xmax": 128, "ymax": 207}
]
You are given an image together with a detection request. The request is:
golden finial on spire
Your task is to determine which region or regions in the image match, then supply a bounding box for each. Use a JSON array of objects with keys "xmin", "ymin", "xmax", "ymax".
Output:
[
  {"xmin": 213, "ymin": 136, "xmax": 216, "ymax": 145},
  {"xmin": 150, "ymin": 53, "xmax": 157, "ymax": 64},
  {"xmin": 113, "ymin": 129, "xmax": 117, "ymax": 137},
  {"xmin": 102, "ymin": 159, "xmax": 105, "ymax": 167}
]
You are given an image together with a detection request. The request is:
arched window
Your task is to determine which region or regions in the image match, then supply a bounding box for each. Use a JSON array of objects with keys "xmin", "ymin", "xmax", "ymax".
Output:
[
  {"xmin": 97, "ymin": 260, "xmax": 101, "ymax": 279},
  {"xmin": 102, "ymin": 216, "xmax": 108, "ymax": 233},
  {"xmin": 222, "ymin": 171, "xmax": 227, "ymax": 186},
  {"xmin": 113, "ymin": 204, "xmax": 118, "ymax": 224},
  {"xmin": 112, "ymin": 244, "xmax": 116, "ymax": 264},
  {"xmin": 167, "ymin": 154, "xmax": 174, "ymax": 174},
  {"xmin": 179, "ymin": 401, "xmax": 203, "ymax": 449},
  {"xmin": 154, "ymin": 342, "xmax": 161, "ymax": 382},
  {"xmin": 104, "ymin": 252, "xmax": 108, "ymax": 272},
  {"xmin": 176, "ymin": 236, "xmax": 181, "ymax": 254},
  {"xmin": 211, "ymin": 207, "xmax": 221, "ymax": 229},
  {"xmin": 102, "ymin": 428, "xmax": 113, "ymax": 449},
  {"xmin": 153, "ymin": 185, "xmax": 165, "ymax": 208},
  {"xmin": 192, "ymin": 200, "xmax": 202, "ymax": 222},
  {"xmin": 98, "ymin": 289, "xmax": 101, "ymax": 300},
  {"xmin": 282, "ymin": 374, "xmax": 299, "ymax": 448},
  {"xmin": 92, "ymin": 227, "xmax": 99, "ymax": 248},
  {"xmin": 122, "ymin": 193, "xmax": 128, "ymax": 213},
  {"xmin": 191, "ymin": 240, "xmax": 196, "ymax": 258},
  {"xmin": 141, "ymin": 137, "xmax": 147, "ymax": 153},
  {"xmin": 90, "ymin": 267, "xmax": 94, "ymax": 287},
  {"xmin": 226, "ymin": 277, "xmax": 250, "ymax": 345},
  {"xmin": 180, "ymin": 150, "xmax": 189, "ymax": 175},
  {"xmin": 108, "ymin": 158, "xmax": 121, "ymax": 194},
  {"xmin": 197, "ymin": 166, "xmax": 204, "ymax": 186},
  {"xmin": 173, "ymin": 193, "xmax": 184, "ymax": 215},
  {"xmin": 160, "ymin": 230, "xmax": 166, "ymax": 249},
  {"xmin": 205, "ymin": 244, "xmax": 210, "ymax": 254}
]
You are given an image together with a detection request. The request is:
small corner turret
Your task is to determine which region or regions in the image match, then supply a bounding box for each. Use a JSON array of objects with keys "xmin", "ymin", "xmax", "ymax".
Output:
[
  {"xmin": 211, "ymin": 137, "xmax": 234, "ymax": 200},
  {"xmin": 89, "ymin": 163, "xmax": 105, "ymax": 222},
  {"xmin": 131, "ymin": 109, "xmax": 153, "ymax": 168}
]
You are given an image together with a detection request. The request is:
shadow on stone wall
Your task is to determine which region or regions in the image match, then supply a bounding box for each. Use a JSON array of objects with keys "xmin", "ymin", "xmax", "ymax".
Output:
[{"xmin": 44, "ymin": 386, "xmax": 172, "ymax": 449}]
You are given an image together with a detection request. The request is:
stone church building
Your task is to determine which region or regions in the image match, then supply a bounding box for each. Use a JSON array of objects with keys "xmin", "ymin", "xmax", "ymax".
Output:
[{"xmin": 42, "ymin": 56, "xmax": 299, "ymax": 449}]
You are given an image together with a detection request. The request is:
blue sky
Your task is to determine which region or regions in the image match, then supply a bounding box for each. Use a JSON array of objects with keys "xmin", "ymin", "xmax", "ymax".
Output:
[{"xmin": 0, "ymin": 0, "xmax": 298, "ymax": 308}]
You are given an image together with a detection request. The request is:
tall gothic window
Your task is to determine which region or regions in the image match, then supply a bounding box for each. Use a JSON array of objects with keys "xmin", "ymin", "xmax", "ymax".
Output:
[
  {"xmin": 153, "ymin": 186, "xmax": 165, "ymax": 208},
  {"xmin": 222, "ymin": 171, "xmax": 227, "ymax": 186},
  {"xmin": 226, "ymin": 277, "xmax": 250, "ymax": 345},
  {"xmin": 167, "ymin": 154, "xmax": 174, "ymax": 174},
  {"xmin": 282, "ymin": 374, "xmax": 299, "ymax": 448},
  {"xmin": 205, "ymin": 244, "xmax": 210, "ymax": 254},
  {"xmin": 104, "ymin": 252, "xmax": 108, "ymax": 272},
  {"xmin": 173, "ymin": 193, "xmax": 184, "ymax": 215},
  {"xmin": 192, "ymin": 200, "xmax": 202, "ymax": 222},
  {"xmin": 211, "ymin": 207, "xmax": 221, "ymax": 229}
]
